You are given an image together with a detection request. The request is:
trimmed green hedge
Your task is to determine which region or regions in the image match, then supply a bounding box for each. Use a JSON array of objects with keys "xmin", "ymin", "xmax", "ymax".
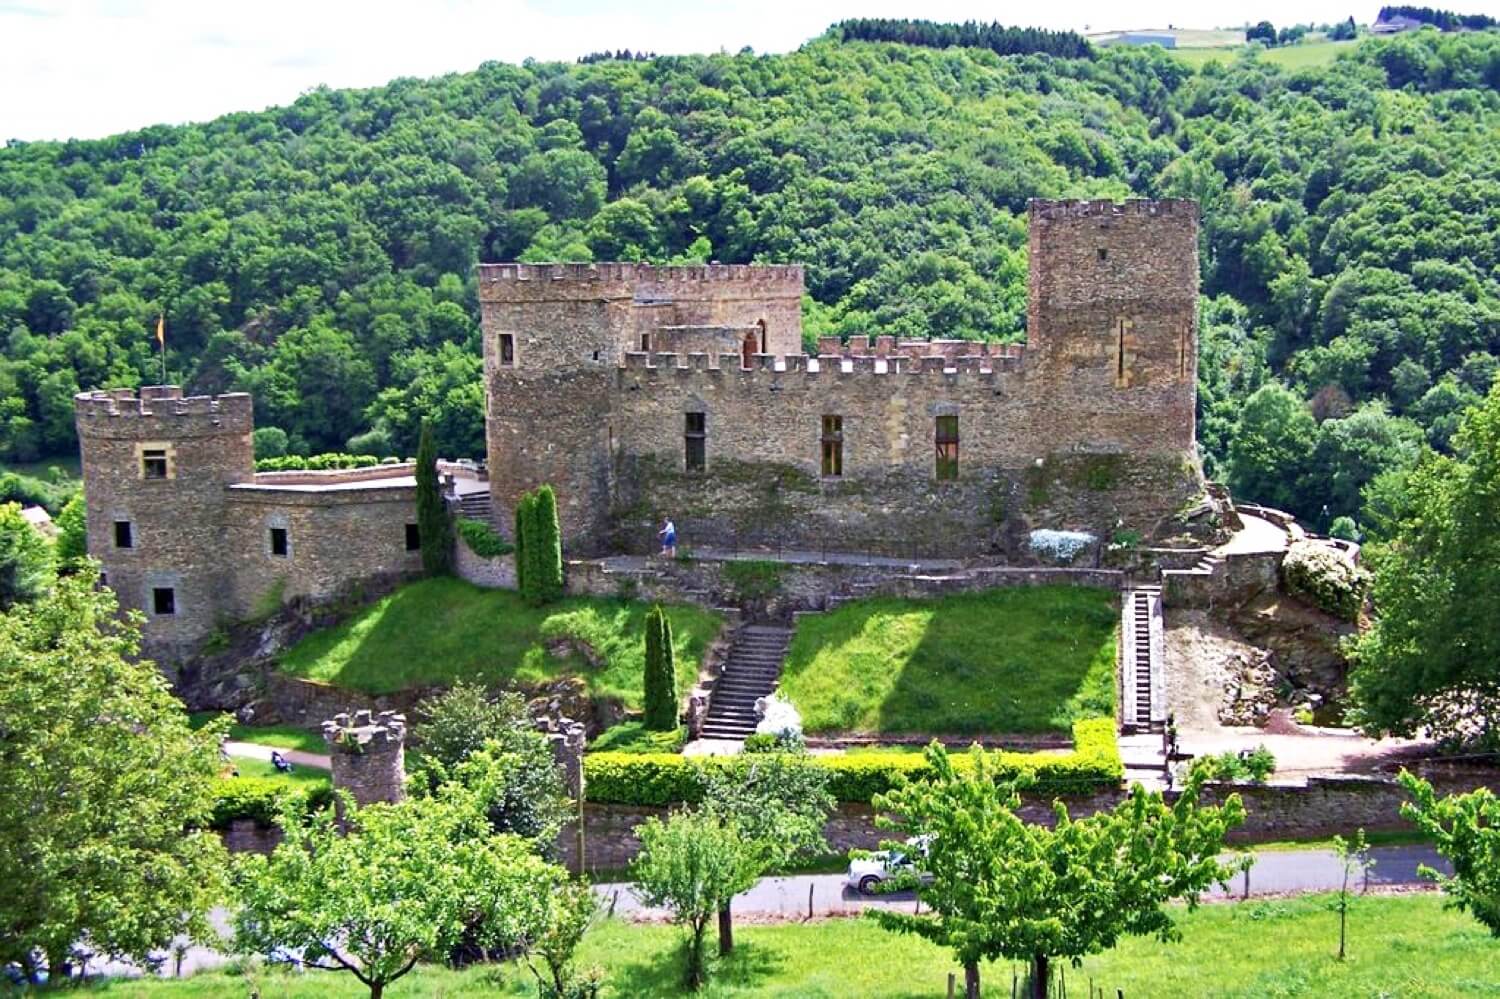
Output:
[
  {"xmin": 209, "ymin": 777, "xmax": 332, "ymax": 828},
  {"xmin": 584, "ymin": 719, "xmax": 1121, "ymax": 806},
  {"xmin": 254, "ymin": 453, "xmax": 383, "ymax": 472}
]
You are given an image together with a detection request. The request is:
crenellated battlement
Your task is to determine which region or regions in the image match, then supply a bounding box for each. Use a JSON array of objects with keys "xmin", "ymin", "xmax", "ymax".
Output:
[
  {"xmin": 74, "ymin": 387, "xmax": 254, "ymax": 435},
  {"xmin": 617, "ymin": 349, "xmax": 1025, "ymax": 380},
  {"xmin": 1029, "ymin": 198, "xmax": 1197, "ymax": 221},
  {"xmin": 478, "ymin": 261, "xmax": 804, "ymax": 302}
]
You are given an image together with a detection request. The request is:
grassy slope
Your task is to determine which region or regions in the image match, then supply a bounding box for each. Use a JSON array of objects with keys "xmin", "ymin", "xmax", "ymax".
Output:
[
  {"xmin": 86, "ymin": 894, "xmax": 1500, "ymax": 997},
  {"xmin": 779, "ymin": 586, "xmax": 1116, "ymax": 735},
  {"xmin": 278, "ymin": 577, "xmax": 721, "ymax": 707}
]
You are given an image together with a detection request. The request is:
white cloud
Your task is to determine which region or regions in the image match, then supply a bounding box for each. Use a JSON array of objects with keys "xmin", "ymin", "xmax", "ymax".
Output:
[{"xmin": 4, "ymin": 0, "xmax": 1493, "ymax": 141}]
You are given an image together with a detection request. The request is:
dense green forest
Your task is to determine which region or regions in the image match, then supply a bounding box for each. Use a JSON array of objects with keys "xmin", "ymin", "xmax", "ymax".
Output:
[{"xmin": 2, "ymin": 28, "xmax": 1498, "ymax": 532}]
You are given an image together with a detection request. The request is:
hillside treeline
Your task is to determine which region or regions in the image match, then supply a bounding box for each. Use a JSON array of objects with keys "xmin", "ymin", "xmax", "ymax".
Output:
[
  {"xmin": 1, "ymin": 29, "xmax": 1499, "ymax": 532},
  {"xmin": 1378, "ymin": 6, "xmax": 1498, "ymax": 31},
  {"xmin": 826, "ymin": 19, "xmax": 1094, "ymax": 59}
]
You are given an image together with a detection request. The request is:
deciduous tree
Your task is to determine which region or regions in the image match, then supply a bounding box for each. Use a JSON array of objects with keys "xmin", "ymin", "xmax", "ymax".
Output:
[
  {"xmin": 0, "ymin": 570, "xmax": 227, "ymax": 981},
  {"xmin": 1399, "ymin": 772, "xmax": 1500, "ymax": 935},
  {"xmin": 869, "ymin": 743, "xmax": 1245, "ymax": 999}
]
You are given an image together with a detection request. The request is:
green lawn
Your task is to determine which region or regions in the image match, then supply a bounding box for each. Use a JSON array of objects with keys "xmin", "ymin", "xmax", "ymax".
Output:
[
  {"xmin": 224, "ymin": 755, "xmax": 330, "ymax": 785},
  {"xmin": 779, "ymin": 587, "xmax": 1116, "ymax": 735},
  {"xmin": 189, "ymin": 713, "xmax": 327, "ymax": 755},
  {"xmin": 278, "ymin": 577, "xmax": 722, "ymax": 708},
  {"xmin": 83, "ymin": 893, "xmax": 1500, "ymax": 997},
  {"xmin": 1173, "ymin": 39, "xmax": 1358, "ymax": 71}
]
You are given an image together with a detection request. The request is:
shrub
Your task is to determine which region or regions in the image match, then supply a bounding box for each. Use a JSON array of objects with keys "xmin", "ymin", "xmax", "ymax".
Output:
[
  {"xmin": 584, "ymin": 719, "xmax": 1121, "ymax": 806},
  {"xmin": 1193, "ymin": 745, "xmax": 1276, "ymax": 784},
  {"xmin": 253, "ymin": 453, "xmax": 382, "ymax": 472},
  {"xmin": 251, "ymin": 426, "xmax": 289, "ymax": 460},
  {"xmin": 457, "ymin": 517, "xmax": 513, "ymax": 558},
  {"xmin": 1028, "ymin": 529, "xmax": 1096, "ymax": 565},
  {"xmin": 1328, "ymin": 516, "xmax": 1360, "ymax": 542},
  {"xmin": 1282, "ymin": 540, "xmax": 1369, "ymax": 621},
  {"xmin": 54, "ymin": 493, "xmax": 87, "ymax": 568},
  {"xmin": 209, "ymin": 778, "xmax": 331, "ymax": 828}
]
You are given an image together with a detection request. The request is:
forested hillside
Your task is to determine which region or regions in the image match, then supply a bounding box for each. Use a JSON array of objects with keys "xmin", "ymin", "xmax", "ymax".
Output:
[{"xmin": 2, "ymin": 28, "xmax": 1498, "ymax": 531}]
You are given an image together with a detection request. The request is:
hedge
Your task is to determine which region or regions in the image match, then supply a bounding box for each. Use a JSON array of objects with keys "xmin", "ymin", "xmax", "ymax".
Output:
[
  {"xmin": 209, "ymin": 777, "xmax": 332, "ymax": 829},
  {"xmin": 254, "ymin": 453, "xmax": 383, "ymax": 472},
  {"xmin": 584, "ymin": 718, "xmax": 1121, "ymax": 806}
]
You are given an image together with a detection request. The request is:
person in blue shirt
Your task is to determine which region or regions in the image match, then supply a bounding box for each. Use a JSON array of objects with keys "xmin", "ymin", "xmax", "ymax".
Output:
[{"xmin": 657, "ymin": 517, "xmax": 677, "ymax": 558}]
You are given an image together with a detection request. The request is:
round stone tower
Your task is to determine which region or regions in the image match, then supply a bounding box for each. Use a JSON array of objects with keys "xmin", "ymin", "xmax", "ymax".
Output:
[
  {"xmin": 322, "ymin": 709, "xmax": 408, "ymax": 808},
  {"xmin": 73, "ymin": 386, "xmax": 255, "ymax": 661}
]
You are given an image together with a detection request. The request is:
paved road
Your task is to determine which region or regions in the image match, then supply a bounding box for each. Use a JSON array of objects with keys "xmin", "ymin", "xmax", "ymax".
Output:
[{"xmin": 592, "ymin": 845, "xmax": 1450, "ymax": 919}]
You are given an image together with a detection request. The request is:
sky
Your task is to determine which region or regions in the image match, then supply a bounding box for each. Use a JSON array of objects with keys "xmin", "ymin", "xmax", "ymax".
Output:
[{"xmin": 3, "ymin": 0, "xmax": 1498, "ymax": 142}]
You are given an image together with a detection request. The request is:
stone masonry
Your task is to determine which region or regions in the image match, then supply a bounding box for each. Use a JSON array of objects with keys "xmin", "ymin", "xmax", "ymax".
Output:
[
  {"xmin": 322, "ymin": 709, "xmax": 408, "ymax": 808},
  {"xmin": 75, "ymin": 387, "xmax": 424, "ymax": 661},
  {"xmin": 481, "ymin": 199, "xmax": 1204, "ymax": 558}
]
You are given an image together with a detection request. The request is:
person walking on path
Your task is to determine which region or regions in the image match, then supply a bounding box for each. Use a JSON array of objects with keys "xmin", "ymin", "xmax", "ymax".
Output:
[{"xmin": 658, "ymin": 517, "xmax": 677, "ymax": 558}]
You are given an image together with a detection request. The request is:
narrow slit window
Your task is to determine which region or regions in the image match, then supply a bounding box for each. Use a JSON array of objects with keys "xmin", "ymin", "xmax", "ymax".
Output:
[
  {"xmin": 405, "ymin": 523, "xmax": 421, "ymax": 551},
  {"xmin": 640, "ymin": 333, "xmax": 651, "ymax": 352},
  {"xmin": 114, "ymin": 520, "xmax": 133, "ymax": 549},
  {"xmin": 152, "ymin": 587, "xmax": 176, "ymax": 615},
  {"xmin": 269, "ymin": 527, "xmax": 289, "ymax": 557},
  {"xmin": 1097, "ymin": 247, "xmax": 1108, "ymax": 262},
  {"xmin": 499, "ymin": 333, "xmax": 515, "ymax": 367},
  {"xmin": 684, "ymin": 412, "xmax": 706, "ymax": 473},
  {"xmin": 141, "ymin": 448, "xmax": 168, "ymax": 479},
  {"xmin": 821, "ymin": 415, "xmax": 843, "ymax": 477},
  {"xmin": 935, "ymin": 415, "xmax": 959, "ymax": 481}
]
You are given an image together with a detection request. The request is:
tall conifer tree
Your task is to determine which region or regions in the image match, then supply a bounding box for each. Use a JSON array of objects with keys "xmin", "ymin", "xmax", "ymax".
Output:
[{"xmin": 415, "ymin": 421, "xmax": 452, "ymax": 576}]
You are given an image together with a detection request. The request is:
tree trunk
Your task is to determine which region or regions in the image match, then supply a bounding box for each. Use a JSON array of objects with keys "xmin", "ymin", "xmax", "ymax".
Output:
[
  {"xmin": 687, "ymin": 921, "xmax": 706, "ymax": 991},
  {"xmin": 964, "ymin": 960, "xmax": 981, "ymax": 999},
  {"xmin": 719, "ymin": 902, "xmax": 734, "ymax": 956},
  {"xmin": 1031, "ymin": 953, "xmax": 1050, "ymax": 999},
  {"xmin": 370, "ymin": 982, "xmax": 384, "ymax": 999}
]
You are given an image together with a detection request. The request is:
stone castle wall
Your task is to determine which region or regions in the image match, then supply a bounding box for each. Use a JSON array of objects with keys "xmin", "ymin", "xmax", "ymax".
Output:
[
  {"xmin": 479, "ymin": 200, "xmax": 1204, "ymax": 557},
  {"xmin": 76, "ymin": 387, "xmax": 423, "ymax": 662}
]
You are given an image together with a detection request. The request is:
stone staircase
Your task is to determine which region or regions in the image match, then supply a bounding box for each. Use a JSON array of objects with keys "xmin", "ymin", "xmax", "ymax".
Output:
[
  {"xmin": 455, "ymin": 490, "xmax": 494, "ymax": 525},
  {"xmin": 700, "ymin": 626, "xmax": 793, "ymax": 741},
  {"xmin": 1120, "ymin": 585, "xmax": 1166, "ymax": 734}
]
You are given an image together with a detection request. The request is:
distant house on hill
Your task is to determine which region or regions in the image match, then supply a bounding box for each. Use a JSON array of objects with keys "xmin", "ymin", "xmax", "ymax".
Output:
[
  {"xmin": 1371, "ymin": 14, "xmax": 1425, "ymax": 34},
  {"xmin": 20, "ymin": 505, "xmax": 56, "ymax": 538},
  {"xmin": 1118, "ymin": 31, "xmax": 1177, "ymax": 48}
]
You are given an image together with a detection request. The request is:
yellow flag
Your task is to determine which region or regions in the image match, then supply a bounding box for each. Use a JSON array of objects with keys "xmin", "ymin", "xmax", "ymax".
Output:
[{"xmin": 156, "ymin": 314, "xmax": 165, "ymax": 347}]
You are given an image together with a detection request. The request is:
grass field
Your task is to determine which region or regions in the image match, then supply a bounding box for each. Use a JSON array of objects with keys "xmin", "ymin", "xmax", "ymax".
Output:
[
  {"xmin": 223, "ymin": 755, "xmax": 330, "ymax": 786},
  {"xmin": 1172, "ymin": 39, "xmax": 1359, "ymax": 70},
  {"xmin": 189, "ymin": 714, "xmax": 327, "ymax": 755},
  {"xmin": 82, "ymin": 893, "xmax": 1500, "ymax": 997},
  {"xmin": 779, "ymin": 586, "xmax": 1116, "ymax": 735},
  {"xmin": 278, "ymin": 577, "xmax": 722, "ymax": 707}
]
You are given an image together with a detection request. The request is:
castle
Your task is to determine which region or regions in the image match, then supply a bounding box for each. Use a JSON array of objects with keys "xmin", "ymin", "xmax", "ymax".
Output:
[{"xmin": 76, "ymin": 198, "xmax": 1205, "ymax": 659}]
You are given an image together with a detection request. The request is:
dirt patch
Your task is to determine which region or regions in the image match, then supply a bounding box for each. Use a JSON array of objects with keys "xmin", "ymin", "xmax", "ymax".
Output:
[{"xmin": 1164, "ymin": 610, "xmax": 1269, "ymax": 733}]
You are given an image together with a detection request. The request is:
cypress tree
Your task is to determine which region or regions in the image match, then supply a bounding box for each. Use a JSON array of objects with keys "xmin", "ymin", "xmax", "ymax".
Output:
[
  {"xmin": 414, "ymin": 421, "xmax": 452, "ymax": 576},
  {"xmin": 513, "ymin": 492, "xmax": 531, "ymax": 598},
  {"xmin": 643, "ymin": 604, "xmax": 677, "ymax": 730},
  {"xmin": 532, "ymin": 484, "xmax": 564, "ymax": 603}
]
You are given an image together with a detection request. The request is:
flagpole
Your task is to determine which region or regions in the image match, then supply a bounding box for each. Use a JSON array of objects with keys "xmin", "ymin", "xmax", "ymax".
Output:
[{"xmin": 156, "ymin": 313, "xmax": 167, "ymax": 384}]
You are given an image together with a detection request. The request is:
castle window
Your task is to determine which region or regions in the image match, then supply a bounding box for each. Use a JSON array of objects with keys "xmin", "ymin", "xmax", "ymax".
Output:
[
  {"xmin": 684, "ymin": 412, "xmax": 706, "ymax": 473},
  {"xmin": 99, "ymin": 570, "xmax": 108, "ymax": 588},
  {"xmin": 405, "ymin": 523, "xmax": 421, "ymax": 551},
  {"xmin": 152, "ymin": 586, "xmax": 176, "ymax": 616},
  {"xmin": 821, "ymin": 415, "xmax": 844, "ymax": 477},
  {"xmin": 640, "ymin": 333, "xmax": 651, "ymax": 352},
  {"xmin": 499, "ymin": 333, "xmax": 515, "ymax": 367},
  {"xmin": 113, "ymin": 520, "xmax": 133, "ymax": 549},
  {"xmin": 1097, "ymin": 248, "xmax": 1108, "ymax": 262},
  {"xmin": 141, "ymin": 448, "xmax": 169, "ymax": 479},
  {"xmin": 269, "ymin": 527, "xmax": 289, "ymax": 557},
  {"xmin": 935, "ymin": 415, "xmax": 959, "ymax": 481}
]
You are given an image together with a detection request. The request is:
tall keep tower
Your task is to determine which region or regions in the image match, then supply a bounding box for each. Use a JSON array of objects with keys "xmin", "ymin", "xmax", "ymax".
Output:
[
  {"xmin": 74, "ymin": 387, "xmax": 254, "ymax": 659},
  {"xmin": 1027, "ymin": 199, "xmax": 1199, "ymax": 454},
  {"xmin": 477, "ymin": 262, "xmax": 804, "ymax": 553}
]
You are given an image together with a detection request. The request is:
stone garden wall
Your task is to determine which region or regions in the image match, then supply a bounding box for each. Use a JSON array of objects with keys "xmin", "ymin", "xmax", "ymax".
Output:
[{"xmin": 454, "ymin": 542, "xmax": 517, "ymax": 588}]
